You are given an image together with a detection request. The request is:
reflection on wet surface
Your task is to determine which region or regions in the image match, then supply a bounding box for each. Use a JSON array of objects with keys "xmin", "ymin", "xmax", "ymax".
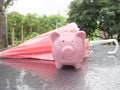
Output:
[{"xmin": 0, "ymin": 46, "xmax": 120, "ymax": 90}]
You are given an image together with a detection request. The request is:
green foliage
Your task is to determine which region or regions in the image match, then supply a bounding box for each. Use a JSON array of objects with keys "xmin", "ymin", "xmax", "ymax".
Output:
[
  {"xmin": 7, "ymin": 12, "xmax": 24, "ymax": 44},
  {"xmin": 7, "ymin": 12, "xmax": 67, "ymax": 46},
  {"xmin": 98, "ymin": 0, "xmax": 120, "ymax": 37},
  {"xmin": 68, "ymin": 0, "xmax": 120, "ymax": 40},
  {"xmin": 3, "ymin": 0, "xmax": 15, "ymax": 10},
  {"xmin": 68, "ymin": 0, "xmax": 101, "ymax": 39}
]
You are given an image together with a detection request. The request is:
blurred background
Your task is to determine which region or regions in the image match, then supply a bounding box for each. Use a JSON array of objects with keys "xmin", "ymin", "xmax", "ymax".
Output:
[{"xmin": 0, "ymin": 0, "xmax": 120, "ymax": 47}]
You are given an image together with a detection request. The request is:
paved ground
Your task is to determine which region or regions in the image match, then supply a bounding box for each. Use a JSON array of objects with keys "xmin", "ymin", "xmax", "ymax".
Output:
[{"xmin": 0, "ymin": 45, "xmax": 120, "ymax": 90}]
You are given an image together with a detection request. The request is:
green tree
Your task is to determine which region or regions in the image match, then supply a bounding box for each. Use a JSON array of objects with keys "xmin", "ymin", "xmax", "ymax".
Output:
[
  {"xmin": 25, "ymin": 13, "xmax": 39, "ymax": 39},
  {"xmin": 68, "ymin": 0, "xmax": 100, "ymax": 39},
  {"xmin": 68, "ymin": 0, "xmax": 120, "ymax": 41},
  {"xmin": 0, "ymin": 0, "xmax": 15, "ymax": 48},
  {"xmin": 98, "ymin": 0, "xmax": 120, "ymax": 41},
  {"xmin": 49, "ymin": 15, "xmax": 67, "ymax": 29},
  {"xmin": 7, "ymin": 12, "xmax": 24, "ymax": 46},
  {"xmin": 7, "ymin": 12, "xmax": 67, "ymax": 46},
  {"xmin": 37, "ymin": 15, "xmax": 66, "ymax": 34}
]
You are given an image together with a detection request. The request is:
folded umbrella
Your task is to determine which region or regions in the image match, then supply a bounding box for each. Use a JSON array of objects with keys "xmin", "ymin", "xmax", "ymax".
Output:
[
  {"xmin": 0, "ymin": 23, "xmax": 90, "ymax": 60},
  {"xmin": 0, "ymin": 22, "xmax": 118, "ymax": 60}
]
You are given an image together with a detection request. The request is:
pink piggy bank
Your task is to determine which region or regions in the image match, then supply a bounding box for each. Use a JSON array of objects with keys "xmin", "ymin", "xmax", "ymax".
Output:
[{"xmin": 51, "ymin": 31, "xmax": 86, "ymax": 69}]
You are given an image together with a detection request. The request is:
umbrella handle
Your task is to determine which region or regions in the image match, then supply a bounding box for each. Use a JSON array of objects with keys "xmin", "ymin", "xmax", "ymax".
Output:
[{"xmin": 90, "ymin": 39, "xmax": 119, "ymax": 54}]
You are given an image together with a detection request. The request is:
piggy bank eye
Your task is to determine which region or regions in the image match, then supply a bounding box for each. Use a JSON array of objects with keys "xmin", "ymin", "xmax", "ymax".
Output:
[
  {"xmin": 62, "ymin": 40, "xmax": 65, "ymax": 42},
  {"xmin": 72, "ymin": 41, "xmax": 74, "ymax": 43}
]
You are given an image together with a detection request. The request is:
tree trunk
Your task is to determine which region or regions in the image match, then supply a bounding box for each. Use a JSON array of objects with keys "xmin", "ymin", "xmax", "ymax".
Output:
[
  {"xmin": 11, "ymin": 27, "xmax": 15, "ymax": 47},
  {"xmin": 107, "ymin": 33, "xmax": 114, "ymax": 45},
  {"xmin": 117, "ymin": 34, "xmax": 120, "ymax": 43},
  {"xmin": 103, "ymin": 31, "xmax": 107, "ymax": 39},
  {"xmin": 0, "ymin": 0, "xmax": 8, "ymax": 48},
  {"xmin": 29, "ymin": 26, "xmax": 32, "ymax": 39},
  {"xmin": 21, "ymin": 24, "xmax": 24, "ymax": 43},
  {"xmin": 107, "ymin": 34, "xmax": 113, "ymax": 39}
]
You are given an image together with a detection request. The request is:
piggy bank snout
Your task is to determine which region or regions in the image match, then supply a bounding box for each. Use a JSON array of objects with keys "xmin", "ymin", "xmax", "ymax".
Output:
[{"xmin": 62, "ymin": 46, "xmax": 74, "ymax": 57}]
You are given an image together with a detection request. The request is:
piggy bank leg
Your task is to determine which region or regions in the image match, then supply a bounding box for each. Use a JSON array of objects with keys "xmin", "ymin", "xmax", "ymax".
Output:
[
  {"xmin": 55, "ymin": 63, "xmax": 63, "ymax": 69},
  {"xmin": 74, "ymin": 63, "xmax": 81, "ymax": 69}
]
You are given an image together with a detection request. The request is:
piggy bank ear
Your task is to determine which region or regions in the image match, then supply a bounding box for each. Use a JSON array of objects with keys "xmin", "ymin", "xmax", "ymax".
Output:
[
  {"xmin": 76, "ymin": 31, "xmax": 86, "ymax": 40},
  {"xmin": 51, "ymin": 32, "xmax": 60, "ymax": 41}
]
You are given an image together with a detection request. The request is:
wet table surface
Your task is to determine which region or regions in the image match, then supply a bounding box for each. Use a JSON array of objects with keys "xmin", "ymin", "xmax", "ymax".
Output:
[{"xmin": 0, "ymin": 45, "xmax": 120, "ymax": 90}]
